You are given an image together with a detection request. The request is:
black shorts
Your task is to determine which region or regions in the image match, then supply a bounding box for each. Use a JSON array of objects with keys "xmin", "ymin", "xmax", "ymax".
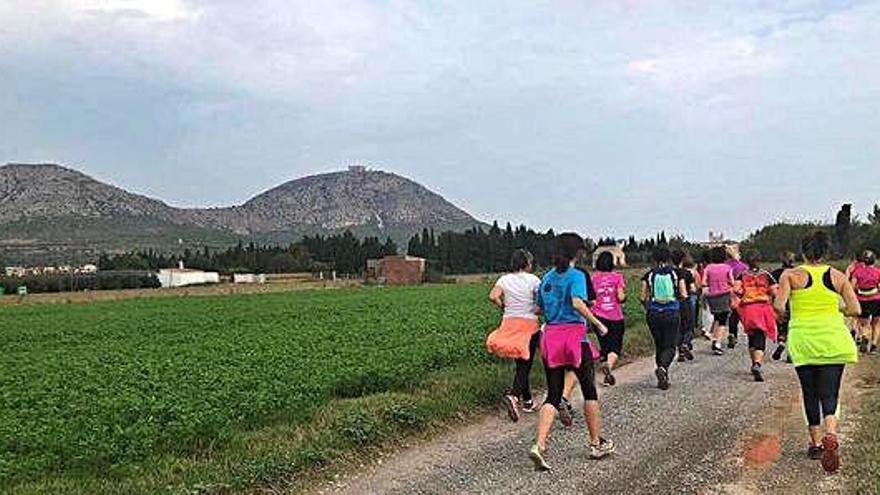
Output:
[
  {"xmin": 713, "ymin": 311, "xmax": 730, "ymax": 325},
  {"xmin": 860, "ymin": 300, "xmax": 880, "ymax": 318},
  {"xmin": 597, "ymin": 318, "xmax": 625, "ymax": 358}
]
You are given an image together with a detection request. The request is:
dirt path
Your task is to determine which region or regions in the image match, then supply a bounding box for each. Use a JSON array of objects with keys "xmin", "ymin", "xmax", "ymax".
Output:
[{"xmin": 309, "ymin": 342, "xmax": 878, "ymax": 495}]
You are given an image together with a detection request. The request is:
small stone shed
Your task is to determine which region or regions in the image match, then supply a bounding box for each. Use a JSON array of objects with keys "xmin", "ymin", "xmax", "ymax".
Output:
[{"xmin": 365, "ymin": 255, "xmax": 426, "ymax": 285}]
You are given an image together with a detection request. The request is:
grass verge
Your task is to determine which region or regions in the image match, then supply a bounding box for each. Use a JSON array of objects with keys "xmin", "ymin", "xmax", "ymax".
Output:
[
  {"xmin": 848, "ymin": 359, "xmax": 880, "ymax": 494},
  {"xmin": 3, "ymin": 276, "xmax": 657, "ymax": 494}
]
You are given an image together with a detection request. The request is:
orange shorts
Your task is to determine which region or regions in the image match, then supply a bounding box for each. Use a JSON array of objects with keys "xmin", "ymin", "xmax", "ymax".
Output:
[{"xmin": 486, "ymin": 317, "xmax": 540, "ymax": 360}]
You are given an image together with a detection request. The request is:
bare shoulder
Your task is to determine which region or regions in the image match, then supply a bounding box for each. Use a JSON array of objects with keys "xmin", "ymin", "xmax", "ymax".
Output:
[
  {"xmin": 783, "ymin": 267, "xmax": 808, "ymax": 288},
  {"xmin": 828, "ymin": 267, "xmax": 849, "ymax": 285}
]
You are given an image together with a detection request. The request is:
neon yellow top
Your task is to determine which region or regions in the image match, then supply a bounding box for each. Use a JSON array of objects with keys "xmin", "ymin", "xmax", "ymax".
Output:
[{"xmin": 788, "ymin": 264, "xmax": 858, "ymax": 366}]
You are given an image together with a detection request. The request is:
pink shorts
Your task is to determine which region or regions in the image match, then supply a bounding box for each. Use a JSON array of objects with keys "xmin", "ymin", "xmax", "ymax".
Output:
[{"xmin": 540, "ymin": 323, "xmax": 587, "ymax": 369}]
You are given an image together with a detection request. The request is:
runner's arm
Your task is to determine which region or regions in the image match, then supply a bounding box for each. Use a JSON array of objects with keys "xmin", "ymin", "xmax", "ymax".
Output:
[
  {"xmin": 572, "ymin": 297, "xmax": 608, "ymax": 335},
  {"xmin": 832, "ymin": 269, "xmax": 862, "ymax": 317},
  {"xmin": 617, "ymin": 286, "xmax": 627, "ymax": 304},
  {"xmin": 639, "ymin": 280, "xmax": 649, "ymax": 305},
  {"xmin": 489, "ymin": 285, "xmax": 504, "ymax": 309},
  {"xmin": 773, "ymin": 271, "xmax": 791, "ymax": 316}
]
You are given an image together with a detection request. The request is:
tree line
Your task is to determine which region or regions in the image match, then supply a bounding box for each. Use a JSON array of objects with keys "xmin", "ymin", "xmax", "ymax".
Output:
[
  {"xmin": 96, "ymin": 220, "xmax": 712, "ymax": 276},
  {"xmin": 406, "ymin": 222, "xmax": 703, "ymax": 274},
  {"xmin": 741, "ymin": 203, "xmax": 880, "ymax": 261},
  {"xmin": 98, "ymin": 233, "xmax": 398, "ymax": 275}
]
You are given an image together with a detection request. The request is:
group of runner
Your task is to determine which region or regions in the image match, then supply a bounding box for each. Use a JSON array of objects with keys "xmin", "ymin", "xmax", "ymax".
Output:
[{"xmin": 486, "ymin": 231, "xmax": 875, "ymax": 474}]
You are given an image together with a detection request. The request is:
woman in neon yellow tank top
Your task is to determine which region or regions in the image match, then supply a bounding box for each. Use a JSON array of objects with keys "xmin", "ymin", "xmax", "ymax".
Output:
[{"xmin": 774, "ymin": 231, "xmax": 860, "ymax": 473}]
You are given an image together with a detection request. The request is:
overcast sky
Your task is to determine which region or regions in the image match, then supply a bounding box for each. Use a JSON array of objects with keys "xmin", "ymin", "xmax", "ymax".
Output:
[{"xmin": 2, "ymin": 0, "xmax": 879, "ymax": 240}]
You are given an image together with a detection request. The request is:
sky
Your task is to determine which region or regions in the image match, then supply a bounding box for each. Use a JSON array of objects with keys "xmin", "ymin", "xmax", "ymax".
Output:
[{"xmin": 2, "ymin": 0, "xmax": 879, "ymax": 241}]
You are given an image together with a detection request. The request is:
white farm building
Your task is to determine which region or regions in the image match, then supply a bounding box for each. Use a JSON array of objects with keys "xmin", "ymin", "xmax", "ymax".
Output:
[{"xmin": 157, "ymin": 268, "xmax": 220, "ymax": 288}]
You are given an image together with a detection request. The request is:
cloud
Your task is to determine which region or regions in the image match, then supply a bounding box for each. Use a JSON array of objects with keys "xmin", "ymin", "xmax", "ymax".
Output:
[
  {"xmin": 74, "ymin": 0, "xmax": 198, "ymax": 21},
  {"xmin": 2, "ymin": 0, "xmax": 880, "ymax": 238}
]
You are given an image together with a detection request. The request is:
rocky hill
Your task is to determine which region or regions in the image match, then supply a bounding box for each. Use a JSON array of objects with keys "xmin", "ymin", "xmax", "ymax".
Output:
[
  {"xmin": 0, "ymin": 163, "xmax": 181, "ymax": 224},
  {"xmin": 0, "ymin": 163, "xmax": 484, "ymax": 263}
]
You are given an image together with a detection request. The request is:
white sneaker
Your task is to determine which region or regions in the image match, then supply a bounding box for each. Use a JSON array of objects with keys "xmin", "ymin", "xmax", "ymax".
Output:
[
  {"xmin": 530, "ymin": 444, "xmax": 551, "ymax": 471},
  {"xmin": 589, "ymin": 437, "xmax": 615, "ymax": 459}
]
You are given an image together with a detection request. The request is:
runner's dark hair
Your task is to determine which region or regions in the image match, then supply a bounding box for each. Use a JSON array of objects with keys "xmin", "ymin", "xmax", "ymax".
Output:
[
  {"xmin": 554, "ymin": 233, "xmax": 585, "ymax": 273},
  {"xmin": 652, "ymin": 246, "xmax": 671, "ymax": 265},
  {"xmin": 710, "ymin": 246, "xmax": 728, "ymax": 264},
  {"xmin": 595, "ymin": 251, "xmax": 615, "ymax": 272},
  {"xmin": 510, "ymin": 249, "xmax": 534, "ymax": 272},
  {"xmin": 744, "ymin": 250, "xmax": 761, "ymax": 269},
  {"xmin": 670, "ymin": 248, "xmax": 686, "ymax": 266},
  {"xmin": 801, "ymin": 231, "xmax": 830, "ymax": 262}
]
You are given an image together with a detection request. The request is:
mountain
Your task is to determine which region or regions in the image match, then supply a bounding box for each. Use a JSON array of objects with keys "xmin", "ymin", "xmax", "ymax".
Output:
[{"xmin": 0, "ymin": 163, "xmax": 484, "ymax": 264}]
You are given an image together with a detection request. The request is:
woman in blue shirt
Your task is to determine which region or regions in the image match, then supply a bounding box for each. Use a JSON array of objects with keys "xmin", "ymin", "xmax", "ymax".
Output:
[{"xmin": 529, "ymin": 233, "xmax": 615, "ymax": 471}]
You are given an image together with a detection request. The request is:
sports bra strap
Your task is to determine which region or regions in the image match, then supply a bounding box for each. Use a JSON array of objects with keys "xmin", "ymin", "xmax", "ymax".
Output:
[{"xmin": 799, "ymin": 265, "xmax": 835, "ymax": 292}]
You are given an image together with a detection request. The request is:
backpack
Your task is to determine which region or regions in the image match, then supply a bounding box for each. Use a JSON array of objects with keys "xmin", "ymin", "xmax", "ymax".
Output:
[
  {"xmin": 740, "ymin": 270, "xmax": 772, "ymax": 304},
  {"xmin": 650, "ymin": 268, "xmax": 678, "ymax": 304}
]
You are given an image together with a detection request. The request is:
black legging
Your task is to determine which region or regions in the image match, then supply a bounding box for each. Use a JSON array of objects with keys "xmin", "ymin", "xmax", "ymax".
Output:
[
  {"xmin": 677, "ymin": 299, "xmax": 695, "ymax": 349},
  {"xmin": 648, "ymin": 310, "xmax": 681, "ymax": 369},
  {"xmin": 729, "ymin": 310, "xmax": 740, "ymax": 338},
  {"xmin": 510, "ymin": 331, "xmax": 541, "ymax": 402},
  {"xmin": 796, "ymin": 364, "xmax": 845, "ymax": 426},
  {"xmin": 543, "ymin": 343, "xmax": 598, "ymax": 408}
]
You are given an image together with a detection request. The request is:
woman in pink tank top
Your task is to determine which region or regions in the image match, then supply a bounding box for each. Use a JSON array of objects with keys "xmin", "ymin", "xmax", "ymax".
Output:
[
  {"xmin": 850, "ymin": 250, "xmax": 880, "ymax": 354},
  {"xmin": 703, "ymin": 247, "xmax": 735, "ymax": 355}
]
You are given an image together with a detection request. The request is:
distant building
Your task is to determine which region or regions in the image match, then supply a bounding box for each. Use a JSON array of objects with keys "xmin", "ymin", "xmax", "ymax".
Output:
[
  {"xmin": 233, "ymin": 273, "xmax": 267, "ymax": 284},
  {"xmin": 592, "ymin": 243, "xmax": 627, "ymax": 267},
  {"xmin": 366, "ymin": 255, "xmax": 426, "ymax": 285},
  {"xmin": 157, "ymin": 267, "xmax": 220, "ymax": 288},
  {"xmin": 697, "ymin": 231, "xmax": 741, "ymax": 259},
  {"xmin": 3, "ymin": 264, "xmax": 99, "ymax": 277},
  {"xmin": 4, "ymin": 266, "xmax": 25, "ymax": 277},
  {"xmin": 348, "ymin": 165, "xmax": 367, "ymax": 173}
]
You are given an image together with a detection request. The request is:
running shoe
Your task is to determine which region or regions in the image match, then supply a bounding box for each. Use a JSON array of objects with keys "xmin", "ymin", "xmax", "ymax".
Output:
[
  {"xmin": 558, "ymin": 398, "xmax": 574, "ymax": 427},
  {"xmin": 712, "ymin": 342, "xmax": 724, "ymax": 356},
  {"xmin": 751, "ymin": 363, "xmax": 765, "ymax": 382},
  {"xmin": 589, "ymin": 437, "xmax": 616, "ymax": 459},
  {"xmin": 600, "ymin": 363, "xmax": 617, "ymax": 386},
  {"xmin": 727, "ymin": 334, "xmax": 737, "ymax": 349},
  {"xmin": 529, "ymin": 444, "xmax": 551, "ymax": 471},
  {"xmin": 859, "ymin": 337, "xmax": 869, "ymax": 354},
  {"xmin": 807, "ymin": 445, "xmax": 824, "ymax": 460},
  {"xmin": 502, "ymin": 394, "xmax": 520, "ymax": 422},
  {"xmin": 522, "ymin": 400, "xmax": 538, "ymax": 413},
  {"xmin": 605, "ymin": 372, "xmax": 617, "ymax": 386},
  {"xmin": 655, "ymin": 367, "xmax": 670, "ymax": 390},
  {"xmin": 772, "ymin": 344, "xmax": 786, "ymax": 361},
  {"xmin": 677, "ymin": 347, "xmax": 687, "ymax": 362},
  {"xmin": 683, "ymin": 347, "xmax": 695, "ymax": 361},
  {"xmin": 821, "ymin": 433, "xmax": 840, "ymax": 473},
  {"xmin": 870, "ymin": 345, "xmax": 878, "ymax": 355}
]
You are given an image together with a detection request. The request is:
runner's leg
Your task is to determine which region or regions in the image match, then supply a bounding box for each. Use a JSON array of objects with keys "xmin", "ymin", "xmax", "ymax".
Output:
[
  {"xmin": 537, "ymin": 363, "xmax": 565, "ymax": 451},
  {"xmin": 868, "ymin": 315, "xmax": 880, "ymax": 350},
  {"xmin": 816, "ymin": 364, "xmax": 845, "ymax": 433},
  {"xmin": 748, "ymin": 331, "xmax": 766, "ymax": 366},
  {"xmin": 510, "ymin": 331, "xmax": 541, "ymax": 402},
  {"xmin": 796, "ymin": 365, "xmax": 823, "ymax": 447},
  {"xmin": 574, "ymin": 346, "xmax": 600, "ymax": 445}
]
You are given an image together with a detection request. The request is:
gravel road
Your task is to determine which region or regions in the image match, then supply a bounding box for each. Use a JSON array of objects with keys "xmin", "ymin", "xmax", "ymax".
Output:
[{"xmin": 311, "ymin": 340, "xmax": 873, "ymax": 495}]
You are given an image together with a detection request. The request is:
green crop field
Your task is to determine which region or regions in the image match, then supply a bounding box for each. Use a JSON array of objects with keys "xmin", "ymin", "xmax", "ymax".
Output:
[{"xmin": 1, "ymin": 275, "xmax": 653, "ymax": 494}]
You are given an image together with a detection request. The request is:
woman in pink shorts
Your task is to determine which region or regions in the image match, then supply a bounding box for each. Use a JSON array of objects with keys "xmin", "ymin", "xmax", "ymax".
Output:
[{"xmin": 528, "ymin": 233, "xmax": 613, "ymax": 471}]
